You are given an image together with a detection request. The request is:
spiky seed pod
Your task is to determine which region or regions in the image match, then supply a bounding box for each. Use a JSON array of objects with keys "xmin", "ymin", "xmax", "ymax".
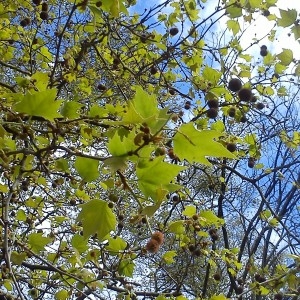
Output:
[
  {"xmin": 228, "ymin": 107, "xmax": 236, "ymax": 117},
  {"xmin": 169, "ymin": 27, "xmax": 179, "ymax": 36},
  {"xmin": 256, "ymin": 102, "xmax": 265, "ymax": 110},
  {"xmin": 145, "ymin": 239, "xmax": 160, "ymax": 253},
  {"xmin": 41, "ymin": 2, "xmax": 48, "ymax": 11},
  {"xmin": 40, "ymin": 11, "xmax": 48, "ymax": 20},
  {"xmin": 184, "ymin": 101, "xmax": 191, "ymax": 110},
  {"xmin": 207, "ymin": 99, "xmax": 219, "ymax": 109},
  {"xmin": 238, "ymin": 88, "xmax": 252, "ymax": 102},
  {"xmin": 228, "ymin": 78, "xmax": 242, "ymax": 92},
  {"xmin": 226, "ymin": 143, "xmax": 237, "ymax": 152},
  {"xmin": 151, "ymin": 231, "xmax": 164, "ymax": 245},
  {"xmin": 206, "ymin": 108, "xmax": 218, "ymax": 119},
  {"xmin": 260, "ymin": 45, "xmax": 268, "ymax": 56},
  {"xmin": 150, "ymin": 66, "xmax": 158, "ymax": 75}
]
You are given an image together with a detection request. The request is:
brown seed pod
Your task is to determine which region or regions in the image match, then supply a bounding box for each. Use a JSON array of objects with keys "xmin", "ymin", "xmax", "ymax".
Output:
[
  {"xmin": 41, "ymin": 2, "xmax": 48, "ymax": 11},
  {"xmin": 145, "ymin": 239, "xmax": 160, "ymax": 253},
  {"xmin": 206, "ymin": 108, "xmax": 218, "ymax": 119},
  {"xmin": 238, "ymin": 88, "xmax": 252, "ymax": 102},
  {"xmin": 150, "ymin": 66, "xmax": 158, "ymax": 75},
  {"xmin": 228, "ymin": 107, "xmax": 236, "ymax": 117},
  {"xmin": 213, "ymin": 273, "xmax": 221, "ymax": 281},
  {"xmin": 260, "ymin": 45, "xmax": 268, "ymax": 57},
  {"xmin": 151, "ymin": 231, "xmax": 164, "ymax": 245},
  {"xmin": 32, "ymin": 0, "xmax": 41, "ymax": 5},
  {"xmin": 228, "ymin": 78, "xmax": 242, "ymax": 92},
  {"xmin": 169, "ymin": 27, "xmax": 179, "ymax": 36},
  {"xmin": 184, "ymin": 101, "xmax": 191, "ymax": 110},
  {"xmin": 207, "ymin": 99, "xmax": 219, "ymax": 109},
  {"xmin": 256, "ymin": 102, "xmax": 265, "ymax": 110},
  {"xmin": 40, "ymin": 11, "xmax": 48, "ymax": 20},
  {"xmin": 227, "ymin": 143, "xmax": 237, "ymax": 152}
]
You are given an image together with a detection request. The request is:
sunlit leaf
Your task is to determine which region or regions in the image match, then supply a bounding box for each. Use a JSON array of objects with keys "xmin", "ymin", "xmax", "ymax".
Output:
[
  {"xmin": 173, "ymin": 123, "xmax": 235, "ymax": 165},
  {"xmin": 74, "ymin": 157, "xmax": 100, "ymax": 182},
  {"xmin": 77, "ymin": 199, "xmax": 116, "ymax": 240},
  {"xmin": 28, "ymin": 233, "xmax": 53, "ymax": 253},
  {"xmin": 14, "ymin": 89, "xmax": 63, "ymax": 121}
]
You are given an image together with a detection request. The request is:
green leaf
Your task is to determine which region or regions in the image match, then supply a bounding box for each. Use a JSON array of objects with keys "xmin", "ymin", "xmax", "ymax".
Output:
[
  {"xmin": 77, "ymin": 199, "xmax": 116, "ymax": 240},
  {"xmin": 277, "ymin": 9, "xmax": 297, "ymax": 27},
  {"xmin": 173, "ymin": 123, "xmax": 235, "ymax": 165},
  {"xmin": 136, "ymin": 157, "xmax": 185, "ymax": 201},
  {"xmin": 14, "ymin": 89, "xmax": 63, "ymax": 121},
  {"xmin": 122, "ymin": 86, "xmax": 159, "ymax": 125},
  {"xmin": 277, "ymin": 49, "xmax": 293, "ymax": 66},
  {"xmin": 74, "ymin": 157, "xmax": 99, "ymax": 182},
  {"xmin": 11, "ymin": 251, "xmax": 27, "ymax": 265},
  {"xmin": 118, "ymin": 259, "xmax": 135, "ymax": 277},
  {"xmin": 227, "ymin": 20, "xmax": 240, "ymax": 36},
  {"xmin": 168, "ymin": 220, "xmax": 185, "ymax": 234},
  {"xmin": 182, "ymin": 205, "xmax": 196, "ymax": 217},
  {"xmin": 55, "ymin": 290, "xmax": 69, "ymax": 300},
  {"xmin": 202, "ymin": 66, "xmax": 222, "ymax": 85},
  {"xmin": 28, "ymin": 233, "xmax": 53, "ymax": 253},
  {"xmin": 249, "ymin": 0, "xmax": 261, "ymax": 8},
  {"xmin": 199, "ymin": 210, "xmax": 225, "ymax": 226},
  {"xmin": 291, "ymin": 24, "xmax": 300, "ymax": 40},
  {"xmin": 105, "ymin": 236, "xmax": 127, "ymax": 253},
  {"xmin": 162, "ymin": 251, "xmax": 177, "ymax": 264},
  {"xmin": 210, "ymin": 294, "xmax": 228, "ymax": 300},
  {"xmin": 61, "ymin": 101, "xmax": 82, "ymax": 118},
  {"xmin": 71, "ymin": 234, "xmax": 88, "ymax": 253}
]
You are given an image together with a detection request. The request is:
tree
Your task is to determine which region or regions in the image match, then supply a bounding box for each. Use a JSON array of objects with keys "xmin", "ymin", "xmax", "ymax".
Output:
[{"xmin": 0, "ymin": 0, "xmax": 299, "ymax": 299}]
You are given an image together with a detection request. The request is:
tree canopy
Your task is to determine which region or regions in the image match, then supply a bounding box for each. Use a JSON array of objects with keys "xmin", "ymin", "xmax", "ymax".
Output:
[{"xmin": 0, "ymin": 0, "xmax": 299, "ymax": 299}]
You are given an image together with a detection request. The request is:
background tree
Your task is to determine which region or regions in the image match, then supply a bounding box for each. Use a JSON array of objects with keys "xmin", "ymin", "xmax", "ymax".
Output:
[{"xmin": 0, "ymin": 0, "xmax": 299, "ymax": 299}]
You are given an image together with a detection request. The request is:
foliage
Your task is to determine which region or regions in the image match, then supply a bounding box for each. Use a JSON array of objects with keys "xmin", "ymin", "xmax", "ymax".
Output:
[{"xmin": 0, "ymin": 0, "xmax": 299, "ymax": 299}]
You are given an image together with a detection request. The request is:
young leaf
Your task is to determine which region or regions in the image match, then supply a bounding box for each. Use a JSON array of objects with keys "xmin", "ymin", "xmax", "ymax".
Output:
[
  {"xmin": 173, "ymin": 123, "xmax": 235, "ymax": 165},
  {"xmin": 14, "ymin": 89, "xmax": 63, "ymax": 121},
  {"xmin": 28, "ymin": 233, "xmax": 53, "ymax": 253},
  {"xmin": 77, "ymin": 199, "xmax": 116, "ymax": 240},
  {"xmin": 74, "ymin": 157, "xmax": 100, "ymax": 182},
  {"xmin": 277, "ymin": 9, "xmax": 297, "ymax": 27},
  {"xmin": 136, "ymin": 157, "xmax": 185, "ymax": 201}
]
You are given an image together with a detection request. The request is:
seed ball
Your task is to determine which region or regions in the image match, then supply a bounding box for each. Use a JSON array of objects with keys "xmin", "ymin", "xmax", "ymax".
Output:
[
  {"xmin": 260, "ymin": 45, "xmax": 268, "ymax": 57},
  {"xmin": 228, "ymin": 107, "xmax": 236, "ymax": 117},
  {"xmin": 238, "ymin": 88, "xmax": 252, "ymax": 102},
  {"xmin": 172, "ymin": 195, "xmax": 179, "ymax": 202},
  {"xmin": 248, "ymin": 158, "xmax": 255, "ymax": 168},
  {"xmin": 188, "ymin": 244, "xmax": 196, "ymax": 252},
  {"xmin": 140, "ymin": 34, "xmax": 147, "ymax": 43},
  {"xmin": 227, "ymin": 143, "xmax": 237, "ymax": 152},
  {"xmin": 240, "ymin": 115, "xmax": 247, "ymax": 123},
  {"xmin": 20, "ymin": 18, "xmax": 30, "ymax": 27},
  {"xmin": 40, "ymin": 11, "xmax": 48, "ymax": 20},
  {"xmin": 169, "ymin": 27, "xmax": 179, "ymax": 36},
  {"xmin": 263, "ymin": 10, "xmax": 270, "ymax": 16},
  {"xmin": 194, "ymin": 249, "xmax": 201, "ymax": 256},
  {"xmin": 207, "ymin": 99, "xmax": 219, "ymax": 109},
  {"xmin": 236, "ymin": 286, "xmax": 243, "ymax": 294},
  {"xmin": 206, "ymin": 108, "xmax": 218, "ymax": 119},
  {"xmin": 213, "ymin": 273, "xmax": 221, "ymax": 281},
  {"xmin": 32, "ymin": 0, "xmax": 41, "ymax": 5},
  {"xmin": 184, "ymin": 101, "xmax": 191, "ymax": 110},
  {"xmin": 41, "ymin": 2, "xmax": 48, "ymax": 11},
  {"xmin": 228, "ymin": 78, "xmax": 242, "ymax": 92},
  {"xmin": 256, "ymin": 102, "xmax": 265, "ymax": 110},
  {"xmin": 97, "ymin": 84, "xmax": 106, "ymax": 91},
  {"xmin": 274, "ymin": 293, "xmax": 283, "ymax": 300},
  {"xmin": 95, "ymin": 1, "xmax": 102, "ymax": 6},
  {"xmin": 169, "ymin": 88, "xmax": 175, "ymax": 95},
  {"xmin": 150, "ymin": 66, "xmax": 158, "ymax": 75}
]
